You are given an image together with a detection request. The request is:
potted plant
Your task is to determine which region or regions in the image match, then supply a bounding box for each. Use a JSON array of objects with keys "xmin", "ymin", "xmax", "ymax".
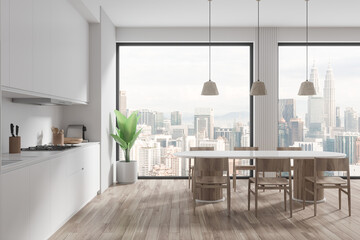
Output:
[{"xmin": 111, "ymin": 110, "xmax": 142, "ymax": 184}]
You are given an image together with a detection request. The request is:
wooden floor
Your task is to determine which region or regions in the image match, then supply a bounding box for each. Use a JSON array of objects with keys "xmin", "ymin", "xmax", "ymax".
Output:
[{"xmin": 50, "ymin": 179, "xmax": 360, "ymax": 240}]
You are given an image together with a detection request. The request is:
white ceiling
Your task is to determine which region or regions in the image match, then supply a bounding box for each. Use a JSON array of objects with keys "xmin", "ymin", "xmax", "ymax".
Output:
[{"xmin": 100, "ymin": 0, "xmax": 360, "ymax": 28}]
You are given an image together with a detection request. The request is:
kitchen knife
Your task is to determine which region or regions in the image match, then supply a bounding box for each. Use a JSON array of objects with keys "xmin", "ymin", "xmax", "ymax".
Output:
[
  {"xmin": 10, "ymin": 123, "xmax": 15, "ymax": 137},
  {"xmin": 16, "ymin": 125, "xmax": 19, "ymax": 136}
]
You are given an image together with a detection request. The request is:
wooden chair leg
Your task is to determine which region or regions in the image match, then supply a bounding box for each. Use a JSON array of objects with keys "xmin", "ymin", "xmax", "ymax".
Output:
[
  {"xmin": 188, "ymin": 159, "xmax": 191, "ymax": 189},
  {"xmin": 348, "ymin": 185, "xmax": 351, "ymax": 216},
  {"xmin": 248, "ymin": 180, "xmax": 251, "ymax": 211},
  {"xmin": 302, "ymin": 179, "xmax": 306, "ymax": 210},
  {"xmin": 233, "ymin": 160, "xmax": 236, "ymax": 192},
  {"xmin": 338, "ymin": 185, "xmax": 341, "ymax": 210},
  {"xmin": 192, "ymin": 168, "xmax": 195, "ymax": 193},
  {"xmin": 255, "ymin": 184, "xmax": 258, "ymax": 218},
  {"xmin": 227, "ymin": 186, "xmax": 231, "ymax": 216},
  {"xmin": 284, "ymin": 185, "xmax": 287, "ymax": 211},
  {"xmin": 289, "ymin": 181, "xmax": 293, "ymax": 218},
  {"xmin": 193, "ymin": 185, "xmax": 196, "ymax": 215},
  {"xmin": 314, "ymin": 183, "xmax": 317, "ymax": 216},
  {"xmin": 188, "ymin": 169, "xmax": 191, "ymax": 189}
]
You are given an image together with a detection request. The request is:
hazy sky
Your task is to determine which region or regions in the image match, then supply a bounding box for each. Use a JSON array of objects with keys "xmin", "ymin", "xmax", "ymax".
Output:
[
  {"xmin": 279, "ymin": 46, "xmax": 360, "ymax": 121},
  {"xmin": 120, "ymin": 45, "xmax": 360, "ymax": 124},
  {"xmin": 120, "ymin": 46, "xmax": 250, "ymax": 120}
]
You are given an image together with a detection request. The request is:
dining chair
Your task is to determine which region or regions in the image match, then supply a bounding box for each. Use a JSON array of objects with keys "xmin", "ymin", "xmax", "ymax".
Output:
[
  {"xmin": 193, "ymin": 157, "xmax": 231, "ymax": 216},
  {"xmin": 189, "ymin": 147, "xmax": 214, "ymax": 190},
  {"xmin": 248, "ymin": 158, "xmax": 292, "ymax": 218},
  {"xmin": 303, "ymin": 157, "xmax": 351, "ymax": 216},
  {"xmin": 233, "ymin": 147, "xmax": 259, "ymax": 192},
  {"xmin": 276, "ymin": 147, "xmax": 302, "ymax": 192}
]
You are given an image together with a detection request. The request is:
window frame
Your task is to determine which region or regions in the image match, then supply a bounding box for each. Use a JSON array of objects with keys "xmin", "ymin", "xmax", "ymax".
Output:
[
  {"xmin": 116, "ymin": 42, "xmax": 254, "ymax": 179},
  {"xmin": 278, "ymin": 42, "xmax": 360, "ymax": 179}
]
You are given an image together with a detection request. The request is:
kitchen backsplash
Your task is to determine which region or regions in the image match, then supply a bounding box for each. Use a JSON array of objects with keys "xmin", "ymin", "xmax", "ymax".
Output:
[{"xmin": 1, "ymin": 97, "xmax": 64, "ymax": 153}]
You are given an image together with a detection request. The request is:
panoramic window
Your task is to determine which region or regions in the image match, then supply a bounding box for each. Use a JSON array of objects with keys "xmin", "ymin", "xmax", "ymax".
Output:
[
  {"xmin": 118, "ymin": 44, "xmax": 252, "ymax": 177},
  {"xmin": 279, "ymin": 44, "xmax": 360, "ymax": 176}
]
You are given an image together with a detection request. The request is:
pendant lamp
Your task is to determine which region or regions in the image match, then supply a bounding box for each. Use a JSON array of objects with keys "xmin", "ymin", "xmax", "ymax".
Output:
[
  {"xmin": 250, "ymin": 0, "xmax": 267, "ymax": 96},
  {"xmin": 298, "ymin": 0, "xmax": 316, "ymax": 96},
  {"xmin": 201, "ymin": 0, "xmax": 219, "ymax": 95}
]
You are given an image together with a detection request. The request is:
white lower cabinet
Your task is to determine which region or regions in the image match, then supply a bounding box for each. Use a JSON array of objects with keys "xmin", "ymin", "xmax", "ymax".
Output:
[
  {"xmin": 1, "ymin": 144, "xmax": 100, "ymax": 240},
  {"xmin": 29, "ymin": 161, "xmax": 51, "ymax": 240},
  {"xmin": 0, "ymin": 167, "xmax": 30, "ymax": 240}
]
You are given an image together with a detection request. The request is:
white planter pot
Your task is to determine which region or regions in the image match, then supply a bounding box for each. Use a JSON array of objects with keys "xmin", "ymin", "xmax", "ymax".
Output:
[{"xmin": 116, "ymin": 161, "xmax": 138, "ymax": 184}]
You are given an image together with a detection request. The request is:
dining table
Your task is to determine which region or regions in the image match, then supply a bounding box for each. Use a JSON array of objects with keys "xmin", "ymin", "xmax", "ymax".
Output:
[{"xmin": 174, "ymin": 150, "xmax": 346, "ymax": 202}]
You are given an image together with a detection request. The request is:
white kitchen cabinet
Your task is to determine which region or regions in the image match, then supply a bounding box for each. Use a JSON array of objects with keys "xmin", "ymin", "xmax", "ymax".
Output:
[
  {"xmin": 50, "ymin": 0, "xmax": 89, "ymax": 102},
  {"xmin": 0, "ymin": 167, "xmax": 30, "ymax": 240},
  {"xmin": 0, "ymin": 0, "xmax": 10, "ymax": 87},
  {"xmin": 67, "ymin": 149, "xmax": 86, "ymax": 214},
  {"xmin": 9, "ymin": 0, "xmax": 33, "ymax": 91},
  {"xmin": 50, "ymin": 155, "xmax": 70, "ymax": 233},
  {"xmin": 84, "ymin": 145, "xmax": 100, "ymax": 201},
  {"xmin": 2, "ymin": 144, "xmax": 100, "ymax": 239},
  {"xmin": 29, "ymin": 160, "xmax": 51, "ymax": 240},
  {"xmin": 33, "ymin": 0, "xmax": 52, "ymax": 95},
  {"xmin": 1, "ymin": 0, "xmax": 89, "ymax": 103}
]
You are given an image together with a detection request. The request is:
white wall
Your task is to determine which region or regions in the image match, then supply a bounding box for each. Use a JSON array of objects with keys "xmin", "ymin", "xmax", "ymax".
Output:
[
  {"xmin": 116, "ymin": 26, "xmax": 360, "ymax": 150},
  {"xmin": 1, "ymin": 98, "xmax": 63, "ymax": 152},
  {"xmin": 100, "ymin": 8, "xmax": 116, "ymax": 191}
]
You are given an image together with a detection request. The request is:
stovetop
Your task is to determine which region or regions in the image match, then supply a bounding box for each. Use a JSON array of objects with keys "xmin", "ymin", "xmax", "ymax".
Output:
[{"xmin": 21, "ymin": 144, "xmax": 79, "ymax": 151}]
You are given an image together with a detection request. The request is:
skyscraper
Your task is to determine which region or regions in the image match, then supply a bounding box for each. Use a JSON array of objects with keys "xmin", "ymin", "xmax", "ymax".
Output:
[
  {"xmin": 171, "ymin": 111, "xmax": 182, "ymax": 125},
  {"xmin": 323, "ymin": 63, "xmax": 336, "ymax": 129},
  {"xmin": 289, "ymin": 118, "xmax": 304, "ymax": 145},
  {"xmin": 279, "ymin": 99, "xmax": 296, "ymax": 123},
  {"xmin": 194, "ymin": 108, "xmax": 214, "ymax": 140},
  {"xmin": 336, "ymin": 106, "xmax": 341, "ymax": 128},
  {"xmin": 344, "ymin": 107, "xmax": 358, "ymax": 132},
  {"xmin": 309, "ymin": 62, "xmax": 320, "ymax": 94},
  {"xmin": 307, "ymin": 63, "xmax": 324, "ymax": 130},
  {"xmin": 335, "ymin": 133, "xmax": 360, "ymax": 165},
  {"xmin": 138, "ymin": 109, "xmax": 156, "ymax": 134},
  {"xmin": 119, "ymin": 91, "xmax": 127, "ymax": 116}
]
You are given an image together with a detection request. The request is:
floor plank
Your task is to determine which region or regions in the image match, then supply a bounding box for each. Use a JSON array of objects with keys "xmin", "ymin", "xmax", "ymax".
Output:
[{"xmin": 50, "ymin": 179, "xmax": 360, "ymax": 240}]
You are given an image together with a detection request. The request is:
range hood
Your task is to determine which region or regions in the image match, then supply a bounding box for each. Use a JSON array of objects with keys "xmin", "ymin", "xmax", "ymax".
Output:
[{"xmin": 12, "ymin": 98, "xmax": 73, "ymax": 106}]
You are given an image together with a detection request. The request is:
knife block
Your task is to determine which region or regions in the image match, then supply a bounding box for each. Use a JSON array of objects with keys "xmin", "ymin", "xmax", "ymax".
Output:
[
  {"xmin": 53, "ymin": 133, "xmax": 64, "ymax": 146},
  {"xmin": 9, "ymin": 136, "xmax": 21, "ymax": 153}
]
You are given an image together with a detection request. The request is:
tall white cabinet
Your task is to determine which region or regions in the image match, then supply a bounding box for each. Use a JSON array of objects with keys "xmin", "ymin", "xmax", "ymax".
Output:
[
  {"xmin": 0, "ymin": 0, "xmax": 89, "ymax": 104},
  {"xmin": 0, "ymin": 144, "xmax": 100, "ymax": 240}
]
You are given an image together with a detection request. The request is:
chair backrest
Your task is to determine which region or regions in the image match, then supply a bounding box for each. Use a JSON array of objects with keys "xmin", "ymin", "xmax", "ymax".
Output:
[
  {"xmin": 190, "ymin": 147, "xmax": 214, "ymax": 151},
  {"xmin": 314, "ymin": 158, "xmax": 349, "ymax": 172},
  {"xmin": 255, "ymin": 158, "xmax": 291, "ymax": 173},
  {"xmin": 277, "ymin": 147, "xmax": 302, "ymax": 151},
  {"xmin": 234, "ymin": 147, "xmax": 259, "ymax": 151}
]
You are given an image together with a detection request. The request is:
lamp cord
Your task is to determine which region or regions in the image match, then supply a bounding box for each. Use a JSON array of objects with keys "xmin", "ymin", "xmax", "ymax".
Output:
[
  {"xmin": 209, "ymin": 0, "xmax": 211, "ymax": 81},
  {"xmin": 257, "ymin": 0, "xmax": 260, "ymax": 82},
  {"xmin": 306, "ymin": 0, "xmax": 309, "ymax": 81}
]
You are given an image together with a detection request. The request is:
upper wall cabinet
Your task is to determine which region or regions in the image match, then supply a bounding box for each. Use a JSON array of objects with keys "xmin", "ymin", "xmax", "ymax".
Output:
[
  {"xmin": 0, "ymin": 0, "xmax": 89, "ymax": 104},
  {"xmin": 10, "ymin": 0, "xmax": 33, "ymax": 91}
]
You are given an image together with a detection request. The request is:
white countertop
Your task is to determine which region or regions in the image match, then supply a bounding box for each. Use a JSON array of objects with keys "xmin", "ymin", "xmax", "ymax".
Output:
[
  {"xmin": 174, "ymin": 150, "xmax": 347, "ymax": 159},
  {"xmin": 1, "ymin": 142, "xmax": 100, "ymax": 174}
]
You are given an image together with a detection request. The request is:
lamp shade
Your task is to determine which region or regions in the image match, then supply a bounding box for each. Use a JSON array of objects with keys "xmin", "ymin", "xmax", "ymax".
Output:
[
  {"xmin": 201, "ymin": 80, "xmax": 219, "ymax": 95},
  {"xmin": 250, "ymin": 81, "xmax": 267, "ymax": 96},
  {"xmin": 298, "ymin": 80, "xmax": 316, "ymax": 95}
]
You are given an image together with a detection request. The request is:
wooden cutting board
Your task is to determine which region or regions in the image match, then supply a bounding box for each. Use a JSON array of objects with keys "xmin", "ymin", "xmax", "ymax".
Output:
[{"xmin": 64, "ymin": 137, "xmax": 83, "ymax": 144}]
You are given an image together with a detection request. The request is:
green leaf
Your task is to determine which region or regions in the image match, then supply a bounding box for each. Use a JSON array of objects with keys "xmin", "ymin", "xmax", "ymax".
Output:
[
  {"xmin": 111, "ymin": 134, "xmax": 128, "ymax": 150},
  {"xmin": 128, "ymin": 129, "xmax": 142, "ymax": 150},
  {"xmin": 114, "ymin": 110, "xmax": 126, "ymax": 134},
  {"xmin": 123, "ymin": 111, "xmax": 139, "ymax": 142}
]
